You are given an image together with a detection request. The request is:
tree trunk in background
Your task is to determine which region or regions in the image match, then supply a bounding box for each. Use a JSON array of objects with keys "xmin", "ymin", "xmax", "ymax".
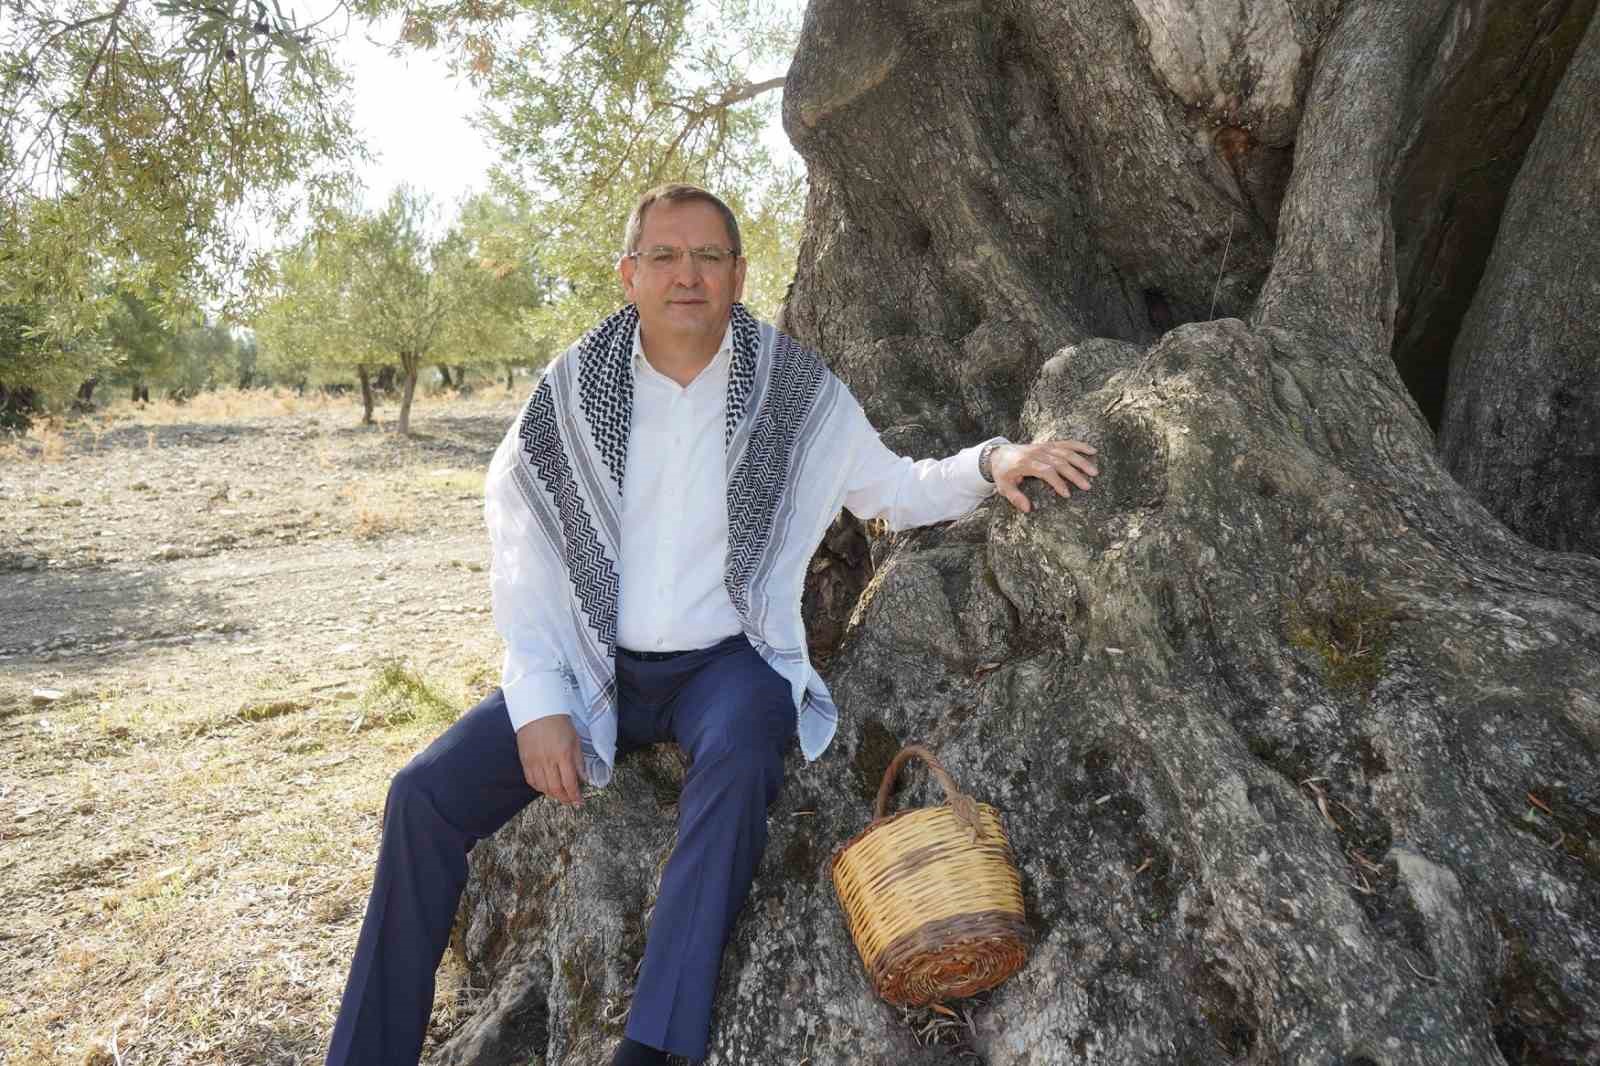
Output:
[
  {"xmin": 439, "ymin": 364, "xmax": 454, "ymax": 389},
  {"xmin": 442, "ymin": 3, "xmax": 1600, "ymax": 1065},
  {"xmin": 0, "ymin": 383, "xmax": 40, "ymax": 432},
  {"xmin": 357, "ymin": 365, "xmax": 375, "ymax": 427},
  {"xmin": 1386, "ymin": 0, "xmax": 1597, "ymax": 428},
  {"xmin": 1439, "ymin": 10, "xmax": 1600, "ymax": 557},
  {"xmin": 397, "ymin": 354, "xmax": 419, "ymax": 435},
  {"xmin": 455, "ymin": 365, "xmax": 468, "ymax": 391}
]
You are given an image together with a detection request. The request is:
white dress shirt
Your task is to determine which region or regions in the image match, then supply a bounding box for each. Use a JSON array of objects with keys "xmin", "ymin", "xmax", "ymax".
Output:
[{"xmin": 486, "ymin": 323, "xmax": 999, "ymax": 732}]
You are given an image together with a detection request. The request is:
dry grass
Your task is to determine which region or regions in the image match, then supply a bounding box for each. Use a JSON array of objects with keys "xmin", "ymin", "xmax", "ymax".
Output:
[
  {"xmin": 101, "ymin": 387, "xmax": 348, "ymax": 425},
  {"xmin": 95, "ymin": 383, "xmax": 494, "ymax": 426},
  {"xmin": 0, "ymin": 383, "xmax": 521, "ymax": 1064},
  {"xmin": 339, "ymin": 481, "xmax": 414, "ymax": 541},
  {"xmin": 0, "ymin": 415, "xmax": 69, "ymax": 463},
  {"xmin": 1, "ymin": 384, "xmax": 508, "ymax": 465},
  {"xmin": 0, "ymin": 657, "xmax": 496, "ymax": 1065}
]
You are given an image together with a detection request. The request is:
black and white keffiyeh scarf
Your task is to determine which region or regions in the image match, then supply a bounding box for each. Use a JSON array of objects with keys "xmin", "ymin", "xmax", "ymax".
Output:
[{"xmin": 506, "ymin": 302, "xmax": 854, "ymax": 785}]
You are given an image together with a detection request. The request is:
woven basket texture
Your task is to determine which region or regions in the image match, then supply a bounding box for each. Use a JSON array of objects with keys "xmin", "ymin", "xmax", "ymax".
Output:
[{"xmin": 831, "ymin": 744, "xmax": 1029, "ymax": 1006}]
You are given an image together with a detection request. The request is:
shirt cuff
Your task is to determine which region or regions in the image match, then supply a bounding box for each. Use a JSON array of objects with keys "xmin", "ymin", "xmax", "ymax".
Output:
[
  {"xmin": 958, "ymin": 436, "xmax": 1007, "ymax": 497},
  {"xmin": 502, "ymin": 666, "xmax": 571, "ymax": 732}
]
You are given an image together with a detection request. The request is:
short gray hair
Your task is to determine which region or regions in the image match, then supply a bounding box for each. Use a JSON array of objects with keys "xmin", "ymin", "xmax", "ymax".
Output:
[{"xmin": 622, "ymin": 184, "xmax": 743, "ymax": 258}]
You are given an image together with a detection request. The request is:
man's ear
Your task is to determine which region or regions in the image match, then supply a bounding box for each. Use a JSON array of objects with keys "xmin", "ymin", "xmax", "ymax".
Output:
[
  {"xmin": 732, "ymin": 256, "xmax": 747, "ymax": 304},
  {"xmin": 618, "ymin": 254, "xmax": 637, "ymax": 302}
]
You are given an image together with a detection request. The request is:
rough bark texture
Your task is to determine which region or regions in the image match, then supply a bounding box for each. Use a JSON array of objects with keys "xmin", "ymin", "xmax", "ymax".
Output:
[
  {"xmin": 358, "ymin": 364, "xmax": 375, "ymax": 427},
  {"xmin": 1388, "ymin": 0, "xmax": 1598, "ymax": 428},
  {"xmin": 439, "ymin": 2, "xmax": 1600, "ymax": 1064},
  {"xmin": 1439, "ymin": 8, "xmax": 1600, "ymax": 557}
]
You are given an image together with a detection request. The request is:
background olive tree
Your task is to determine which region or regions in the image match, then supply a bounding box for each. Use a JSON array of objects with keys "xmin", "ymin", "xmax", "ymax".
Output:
[
  {"xmin": 252, "ymin": 187, "xmax": 535, "ymax": 432},
  {"xmin": 0, "ymin": 0, "xmax": 362, "ymax": 413}
]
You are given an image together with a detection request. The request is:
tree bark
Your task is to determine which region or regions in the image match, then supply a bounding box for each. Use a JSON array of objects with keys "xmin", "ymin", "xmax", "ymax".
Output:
[
  {"xmin": 1387, "ymin": 0, "xmax": 1598, "ymax": 428},
  {"xmin": 0, "ymin": 383, "xmax": 40, "ymax": 432},
  {"xmin": 1439, "ymin": 8, "xmax": 1600, "ymax": 557},
  {"xmin": 357, "ymin": 364, "xmax": 375, "ymax": 427},
  {"xmin": 443, "ymin": 3, "xmax": 1600, "ymax": 1065},
  {"xmin": 438, "ymin": 363, "xmax": 454, "ymax": 389},
  {"xmin": 397, "ymin": 354, "xmax": 419, "ymax": 435}
]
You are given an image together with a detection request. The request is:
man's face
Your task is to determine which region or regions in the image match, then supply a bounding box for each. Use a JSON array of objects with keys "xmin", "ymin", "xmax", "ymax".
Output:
[{"xmin": 618, "ymin": 199, "xmax": 746, "ymax": 352}]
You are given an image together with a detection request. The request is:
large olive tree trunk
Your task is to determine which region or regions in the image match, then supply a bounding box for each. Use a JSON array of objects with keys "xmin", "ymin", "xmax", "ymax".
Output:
[
  {"xmin": 438, "ymin": 3, "xmax": 1600, "ymax": 1064},
  {"xmin": 1439, "ymin": 9, "xmax": 1600, "ymax": 557}
]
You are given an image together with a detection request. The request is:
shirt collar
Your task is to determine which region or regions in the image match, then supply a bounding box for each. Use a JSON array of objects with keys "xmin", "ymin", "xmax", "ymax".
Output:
[{"xmin": 632, "ymin": 320, "xmax": 734, "ymax": 385}]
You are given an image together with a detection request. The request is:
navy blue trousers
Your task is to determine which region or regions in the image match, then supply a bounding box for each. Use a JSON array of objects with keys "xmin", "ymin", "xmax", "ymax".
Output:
[{"xmin": 325, "ymin": 635, "xmax": 795, "ymax": 1064}]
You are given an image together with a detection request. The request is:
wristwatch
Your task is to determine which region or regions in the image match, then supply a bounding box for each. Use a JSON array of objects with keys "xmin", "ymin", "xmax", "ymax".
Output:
[{"xmin": 978, "ymin": 437, "xmax": 1008, "ymax": 484}]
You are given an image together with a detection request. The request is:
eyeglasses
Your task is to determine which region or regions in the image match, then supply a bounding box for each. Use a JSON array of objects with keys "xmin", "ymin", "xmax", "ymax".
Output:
[{"xmin": 625, "ymin": 245, "xmax": 740, "ymax": 269}]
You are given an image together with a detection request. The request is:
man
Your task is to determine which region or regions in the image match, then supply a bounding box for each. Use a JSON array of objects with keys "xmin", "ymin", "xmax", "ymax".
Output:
[{"xmin": 325, "ymin": 184, "xmax": 1098, "ymax": 1066}]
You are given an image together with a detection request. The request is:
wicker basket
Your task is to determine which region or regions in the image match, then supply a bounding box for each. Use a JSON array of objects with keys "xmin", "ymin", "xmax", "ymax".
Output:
[{"xmin": 830, "ymin": 743, "xmax": 1029, "ymax": 1006}]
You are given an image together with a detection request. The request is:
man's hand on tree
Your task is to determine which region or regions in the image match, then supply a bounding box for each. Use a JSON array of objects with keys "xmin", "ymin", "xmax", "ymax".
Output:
[
  {"xmin": 992, "ymin": 440, "xmax": 1098, "ymax": 513},
  {"xmin": 516, "ymin": 715, "xmax": 585, "ymax": 807}
]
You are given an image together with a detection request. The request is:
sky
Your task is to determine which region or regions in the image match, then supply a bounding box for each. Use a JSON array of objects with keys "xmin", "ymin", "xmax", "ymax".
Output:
[
  {"xmin": 324, "ymin": 8, "xmax": 805, "ymax": 219},
  {"xmin": 334, "ymin": 16, "xmax": 500, "ymax": 214}
]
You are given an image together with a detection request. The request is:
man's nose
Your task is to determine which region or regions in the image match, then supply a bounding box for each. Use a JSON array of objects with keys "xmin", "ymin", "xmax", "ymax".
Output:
[{"xmin": 669, "ymin": 254, "xmax": 705, "ymax": 285}]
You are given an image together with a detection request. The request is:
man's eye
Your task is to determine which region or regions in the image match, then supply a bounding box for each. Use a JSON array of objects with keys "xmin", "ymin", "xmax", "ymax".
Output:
[
  {"xmin": 648, "ymin": 249, "xmax": 678, "ymax": 265},
  {"xmin": 690, "ymin": 248, "xmax": 726, "ymax": 265}
]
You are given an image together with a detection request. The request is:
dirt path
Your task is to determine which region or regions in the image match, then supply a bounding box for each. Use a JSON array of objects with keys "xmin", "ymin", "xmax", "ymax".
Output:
[{"xmin": 1, "ymin": 392, "xmax": 526, "ymax": 1064}]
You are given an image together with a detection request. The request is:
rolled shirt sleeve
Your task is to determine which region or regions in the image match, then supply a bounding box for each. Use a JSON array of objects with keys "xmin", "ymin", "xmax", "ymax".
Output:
[
  {"xmin": 841, "ymin": 397, "xmax": 1002, "ymax": 530},
  {"xmin": 484, "ymin": 423, "xmax": 573, "ymax": 732}
]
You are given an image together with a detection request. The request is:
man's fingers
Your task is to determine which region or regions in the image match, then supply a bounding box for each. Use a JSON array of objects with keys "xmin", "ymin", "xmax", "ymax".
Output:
[
  {"xmin": 1032, "ymin": 456, "xmax": 1089, "ymax": 492},
  {"xmin": 1001, "ymin": 484, "xmax": 1031, "ymax": 512},
  {"xmin": 1031, "ymin": 462, "xmax": 1073, "ymax": 498},
  {"xmin": 1049, "ymin": 444, "xmax": 1098, "ymax": 477},
  {"xmin": 543, "ymin": 756, "xmax": 571, "ymax": 805},
  {"xmin": 556, "ymin": 751, "xmax": 583, "ymax": 808}
]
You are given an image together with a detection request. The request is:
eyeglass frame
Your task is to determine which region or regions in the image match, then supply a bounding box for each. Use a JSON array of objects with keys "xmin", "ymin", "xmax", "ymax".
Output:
[{"xmin": 622, "ymin": 244, "xmax": 743, "ymax": 270}]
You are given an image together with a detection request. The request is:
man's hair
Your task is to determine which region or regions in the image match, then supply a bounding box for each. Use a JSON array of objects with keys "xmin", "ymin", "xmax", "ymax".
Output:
[{"xmin": 622, "ymin": 184, "xmax": 743, "ymax": 258}]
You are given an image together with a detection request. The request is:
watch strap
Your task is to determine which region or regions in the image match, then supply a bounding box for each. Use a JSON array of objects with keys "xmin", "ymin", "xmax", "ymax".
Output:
[{"xmin": 978, "ymin": 437, "xmax": 1008, "ymax": 483}]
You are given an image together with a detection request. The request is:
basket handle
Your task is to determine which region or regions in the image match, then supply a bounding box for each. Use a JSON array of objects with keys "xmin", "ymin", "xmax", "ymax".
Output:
[{"xmin": 873, "ymin": 743, "xmax": 985, "ymax": 839}]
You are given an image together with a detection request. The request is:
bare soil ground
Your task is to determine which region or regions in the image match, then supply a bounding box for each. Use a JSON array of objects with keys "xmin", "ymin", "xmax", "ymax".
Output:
[{"xmin": 0, "ymin": 388, "xmax": 527, "ymax": 1065}]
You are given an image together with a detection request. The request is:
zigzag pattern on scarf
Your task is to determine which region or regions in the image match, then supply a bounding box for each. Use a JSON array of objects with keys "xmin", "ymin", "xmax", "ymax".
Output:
[
  {"xmin": 726, "ymin": 304, "xmax": 760, "ymax": 446},
  {"xmin": 724, "ymin": 329, "xmax": 829, "ymax": 618},
  {"xmin": 517, "ymin": 378, "xmax": 620, "ymax": 653},
  {"xmin": 575, "ymin": 305, "xmax": 637, "ymax": 493}
]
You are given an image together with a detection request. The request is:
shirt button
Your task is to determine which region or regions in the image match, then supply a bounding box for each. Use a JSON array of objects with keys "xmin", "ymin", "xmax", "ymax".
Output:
[{"xmin": 655, "ymin": 637, "xmax": 665, "ymax": 648}]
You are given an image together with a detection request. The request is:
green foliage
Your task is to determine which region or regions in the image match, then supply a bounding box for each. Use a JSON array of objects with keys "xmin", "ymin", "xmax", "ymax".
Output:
[
  {"xmin": 93, "ymin": 287, "xmax": 256, "ymax": 397},
  {"xmin": 253, "ymin": 187, "xmax": 535, "ymax": 426},
  {"xmin": 436, "ymin": 192, "xmax": 557, "ymax": 372},
  {"xmin": 1, "ymin": 0, "xmax": 364, "ymax": 396},
  {"xmin": 101, "ymin": 289, "xmax": 178, "ymax": 391},
  {"xmin": 5, "ymin": 0, "xmax": 807, "ymax": 409},
  {"xmin": 0, "ymin": 301, "xmax": 104, "ymax": 406},
  {"xmin": 366, "ymin": 0, "xmax": 805, "ymax": 330}
]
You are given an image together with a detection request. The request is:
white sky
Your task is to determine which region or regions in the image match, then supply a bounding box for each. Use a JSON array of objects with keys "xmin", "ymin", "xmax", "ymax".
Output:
[
  {"xmin": 334, "ymin": 16, "xmax": 498, "ymax": 214},
  {"xmin": 327, "ymin": 9, "xmax": 804, "ymax": 219}
]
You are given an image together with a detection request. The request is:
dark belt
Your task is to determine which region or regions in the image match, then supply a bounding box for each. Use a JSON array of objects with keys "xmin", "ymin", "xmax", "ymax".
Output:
[{"xmin": 617, "ymin": 646, "xmax": 695, "ymax": 662}]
